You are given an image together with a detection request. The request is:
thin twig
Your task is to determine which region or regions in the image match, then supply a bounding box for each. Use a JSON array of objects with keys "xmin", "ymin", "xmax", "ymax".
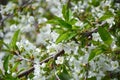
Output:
[
  {"xmin": 17, "ymin": 50, "xmax": 64, "ymax": 78},
  {"xmin": 21, "ymin": 0, "xmax": 34, "ymax": 8},
  {"xmin": 82, "ymin": 28, "xmax": 98, "ymax": 37},
  {"xmin": 82, "ymin": 21, "xmax": 107, "ymax": 37}
]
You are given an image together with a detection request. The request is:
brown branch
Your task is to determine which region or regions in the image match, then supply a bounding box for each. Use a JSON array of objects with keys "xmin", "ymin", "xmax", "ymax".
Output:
[
  {"xmin": 20, "ymin": 0, "xmax": 34, "ymax": 8},
  {"xmin": 82, "ymin": 28, "xmax": 98, "ymax": 37},
  {"xmin": 17, "ymin": 50, "xmax": 65, "ymax": 78},
  {"xmin": 81, "ymin": 22, "xmax": 107, "ymax": 37}
]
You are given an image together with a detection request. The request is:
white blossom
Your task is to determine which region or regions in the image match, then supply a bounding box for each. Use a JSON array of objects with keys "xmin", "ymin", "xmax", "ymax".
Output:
[
  {"xmin": 106, "ymin": 17, "xmax": 115, "ymax": 28},
  {"xmin": 33, "ymin": 60, "xmax": 40, "ymax": 80},
  {"xmin": 0, "ymin": 0, "xmax": 120, "ymax": 80},
  {"xmin": 55, "ymin": 56, "xmax": 64, "ymax": 64},
  {"xmin": 28, "ymin": 16, "xmax": 35, "ymax": 24},
  {"xmin": 38, "ymin": 18, "xmax": 47, "ymax": 24},
  {"xmin": 12, "ymin": 72, "xmax": 17, "ymax": 77},
  {"xmin": 0, "ymin": 31, "xmax": 4, "ymax": 38},
  {"xmin": 10, "ymin": 24, "xmax": 18, "ymax": 31},
  {"xmin": 92, "ymin": 32, "xmax": 102, "ymax": 41},
  {"xmin": 41, "ymin": 63, "xmax": 46, "ymax": 68},
  {"xmin": 0, "ymin": 52, "xmax": 5, "ymax": 74},
  {"xmin": 110, "ymin": 61, "xmax": 119, "ymax": 71}
]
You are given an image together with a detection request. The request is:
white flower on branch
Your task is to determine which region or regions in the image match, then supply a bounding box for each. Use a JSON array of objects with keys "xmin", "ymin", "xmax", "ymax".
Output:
[
  {"xmin": 110, "ymin": 61, "xmax": 119, "ymax": 71},
  {"xmin": 10, "ymin": 24, "xmax": 18, "ymax": 31},
  {"xmin": 105, "ymin": 17, "xmax": 115, "ymax": 28},
  {"xmin": 38, "ymin": 18, "xmax": 47, "ymax": 24},
  {"xmin": 33, "ymin": 60, "xmax": 40, "ymax": 80},
  {"xmin": 28, "ymin": 16, "xmax": 35, "ymax": 24},
  {"xmin": 92, "ymin": 32, "xmax": 102, "ymax": 41},
  {"xmin": 55, "ymin": 56, "xmax": 64, "ymax": 64},
  {"xmin": 0, "ymin": 31, "xmax": 4, "ymax": 38},
  {"xmin": 12, "ymin": 72, "xmax": 17, "ymax": 77}
]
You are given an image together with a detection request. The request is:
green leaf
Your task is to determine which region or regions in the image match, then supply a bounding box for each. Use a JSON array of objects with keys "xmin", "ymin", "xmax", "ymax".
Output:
[
  {"xmin": 0, "ymin": 40, "xmax": 9, "ymax": 49},
  {"xmin": 56, "ymin": 31, "xmax": 76, "ymax": 44},
  {"xmin": 11, "ymin": 62, "xmax": 20, "ymax": 72},
  {"xmin": 81, "ymin": 36, "xmax": 88, "ymax": 48},
  {"xmin": 0, "ymin": 69, "xmax": 4, "ymax": 79},
  {"xmin": 3, "ymin": 55, "xmax": 10, "ymax": 73},
  {"xmin": 99, "ymin": 11, "xmax": 113, "ymax": 21},
  {"xmin": 99, "ymin": 15, "xmax": 113, "ymax": 21},
  {"xmin": 9, "ymin": 29, "xmax": 20, "ymax": 49},
  {"xmin": 69, "ymin": 18, "xmax": 77, "ymax": 25},
  {"xmin": 56, "ymin": 32, "xmax": 69, "ymax": 44},
  {"xmin": 90, "ymin": 0, "xmax": 100, "ymax": 7},
  {"xmin": 53, "ymin": 28, "xmax": 64, "ymax": 34},
  {"xmin": 62, "ymin": 5, "xmax": 73, "ymax": 21},
  {"xmin": 88, "ymin": 48, "xmax": 102, "ymax": 61},
  {"xmin": 0, "ymin": 69, "xmax": 3, "ymax": 75},
  {"xmin": 62, "ymin": 5, "xmax": 67, "ymax": 20},
  {"xmin": 4, "ymin": 73, "xmax": 19, "ymax": 80},
  {"xmin": 87, "ymin": 77, "xmax": 96, "ymax": 80},
  {"xmin": 65, "ymin": 32, "xmax": 77, "ymax": 41},
  {"xmin": 98, "ymin": 27, "xmax": 113, "ymax": 45},
  {"xmin": 67, "ymin": 9, "xmax": 73, "ymax": 21},
  {"xmin": 99, "ymin": 44, "xmax": 109, "ymax": 51},
  {"xmin": 55, "ymin": 17, "xmax": 72, "ymax": 29},
  {"xmin": 47, "ymin": 17, "xmax": 72, "ymax": 29},
  {"xmin": 58, "ymin": 65, "xmax": 71, "ymax": 80}
]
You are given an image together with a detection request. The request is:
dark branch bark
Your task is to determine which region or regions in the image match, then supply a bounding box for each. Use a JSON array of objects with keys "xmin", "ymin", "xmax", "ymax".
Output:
[
  {"xmin": 81, "ymin": 22, "xmax": 107, "ymax": 37},
  {"xmin": 17, "ymin": 50, "xmax": 65, "ymax": 78},
  {"xmin": 82, "ymin": 28, "xmax": 98, "ymax": 37}
]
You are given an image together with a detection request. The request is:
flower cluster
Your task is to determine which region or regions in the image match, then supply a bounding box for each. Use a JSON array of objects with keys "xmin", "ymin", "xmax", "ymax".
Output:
[{"xmin": 0, "ymin": 0, "xmax": 120, "ymax": 80}]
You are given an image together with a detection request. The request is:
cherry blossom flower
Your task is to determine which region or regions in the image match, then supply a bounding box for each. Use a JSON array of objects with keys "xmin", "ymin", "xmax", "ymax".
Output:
[{"xmin": 55, "ymin": 56, "xmax": 64, "ymax": 64}]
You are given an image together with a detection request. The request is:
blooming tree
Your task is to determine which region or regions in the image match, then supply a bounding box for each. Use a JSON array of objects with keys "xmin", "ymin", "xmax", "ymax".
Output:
[{"xmin": 0, "ymin": 0, "xmax": 120, "ymax": 80}]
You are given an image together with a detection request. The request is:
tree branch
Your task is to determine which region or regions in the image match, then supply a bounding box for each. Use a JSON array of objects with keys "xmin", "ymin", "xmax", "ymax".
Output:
[
  {"xmin": 17, "ymin": 50, "xmax": 65, "ymax": 78},
  {"xmin": 82, "ymin": 28, "xmax": 98, "ymax": 37},
  {"xmin": 82, "ymin": 22, "xmax": 107, "ymax": 37}
]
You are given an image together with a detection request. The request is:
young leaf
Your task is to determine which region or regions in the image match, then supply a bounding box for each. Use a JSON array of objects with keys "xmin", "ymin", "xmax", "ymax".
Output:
[
  {"xmin": 55, "ymin": 17, "xmax": 72, "ymax": 29},
  {"xmin": 99, "ymin": 15, "xmax": 113, "ymax": 21},
  {"xmin": 89, "ymin": 0, "xmax": 100, "ymax": 7},
  {"xmin": 88, "ymin": 48, "xmax": 102, "ymax": 61},
  {"xmin": 9, "ymin": 29, "xmax": 20, "ymax": 49},
  {"xmin": 62, "ymin": 5, "xmax": 73, "ymax": 21},
  {"xmin": 47, "ymin": 17, "xmax": 72, "ymax": 29},
  {"xmin": 4, "ymin": 73, "xmax": 19, "ymax": 80},
  {"xmin": 69, "ymin": 18, "xmax": 77, "ymax": 25},
  {"xmin": 3, "ymin": 55, "xmax": 10, "ymax": 73},
  {"xmin": 0, "ymin": 69, "xmax": 4, "ymax": 79},
  {"xmin": 98, "ymin": 27, "xmax": 113, "ymax": 45},
  {"xmin": 11, "ymin": 62, "xmax": 20, "ymax": 72},
  {"xmin": 56, "ymin": 31, "xmax": 76, "ymax": 44},
  {"xmin": 65, "ymin": 32, "xmax": 77, "ymax": 41},
  {"xmin": 66, "ymin": 9, "xmax": 73, "ymax": 21},
  {"xmin": 99, "ymin": 11, "xmax": 113, "ymax": 21},
  {"xmin": 56, "ymin": 32, "xmax": 69, "ymax": 44},
  {"xmin": 0, "ymin": 40, "xmax": 9, "ymax": 49},
  {"xmin": 58, "ymin": 65, "xmax": 71, "ymax": 80},
  {"xmin": 62, "ymin": 5, "xmax": 67, "ymax": 20}
]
